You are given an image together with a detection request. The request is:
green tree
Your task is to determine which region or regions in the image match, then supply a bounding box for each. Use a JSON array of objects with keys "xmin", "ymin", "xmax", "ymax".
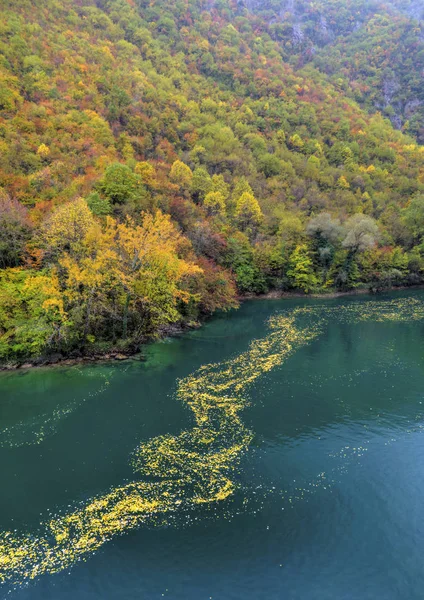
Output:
[
  {"xmin": 258, "ymin": 153, "xmax": 282, "ymax": 177},
  {"xmin": 287, "ymin": 244, "xmax": 318, "ymax": 293},
  {"xmin": 403, "ymin": 195, "xmax": 424, "ymax": 245},
  {"xmin": 235, "ymin": 263, "xmax": 266, "ymax": 293},
  {"xmin": 231, "ymin": 178, "xmax": 253, "ymax": 202},
  {"xmin": 331, "ymin": 249, "xmax": 361, "ymax": 290},
  {"xmin": 234, "ymin": 192, "xmax": 262, "ymax": 232},
  {"xmin": 97, "ymin": 163, "xmax": 144, "ymax": 205},
  {"xmin": 306, "ymin": 213, "xmax": 343, "ymax": 283},
  {"xmin": 86, "ymin": 192, "xmax": 111, "ymax": 216},
  {"xmin": 191, "ymin": 167, "xmax": 212, "ymax": 202}
]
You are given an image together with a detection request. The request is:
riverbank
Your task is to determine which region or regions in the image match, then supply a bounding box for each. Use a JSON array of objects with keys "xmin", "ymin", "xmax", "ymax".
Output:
[
  {"xmin": 2, "ymin": 283, "xmax": 423, "ymax": 372},
  {"xmin": 241, "ymin": 283, "xmax": 424, "ymax": 301},
  {"xmin": 0, "ymin": 321, "xmax": 202, "ymax": 372}
]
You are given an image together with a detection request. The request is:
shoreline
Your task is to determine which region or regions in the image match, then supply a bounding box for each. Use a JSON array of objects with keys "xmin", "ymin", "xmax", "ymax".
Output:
[
  {"xmin": 2, "ymin": 284, "xmax": 423, "ymax": 372},
  {"xmin": 0, "ymin": 322, "xmax": 198, "ymax": 373},
  {"xmin": 240, "ymin": 283, "xmax": 424, "ymax": 301}
]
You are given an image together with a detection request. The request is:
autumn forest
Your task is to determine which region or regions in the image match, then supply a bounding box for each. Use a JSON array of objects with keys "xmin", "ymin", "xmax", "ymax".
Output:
[{"xmin": 1, "ymin": 0, "xmax": 424, "ymax": 364}]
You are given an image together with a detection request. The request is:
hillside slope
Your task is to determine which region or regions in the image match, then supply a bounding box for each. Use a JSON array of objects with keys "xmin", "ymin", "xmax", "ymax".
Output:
[
  {"xmin": 0, "ymin": 0, "xmax": 423, "ymax": 363},
  {"xmin": 248, "ymin": 0, "xmax": 424, "ymax": 142}
]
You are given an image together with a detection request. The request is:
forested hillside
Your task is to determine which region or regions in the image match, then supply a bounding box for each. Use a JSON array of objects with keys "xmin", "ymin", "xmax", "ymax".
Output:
[
  {"xmin": 0, "ymin": 0, "xmax": 424, "ymax": 363},
  {"xmin": 249, "ymin": 0, "xmax": 424, "ymax": 141}
]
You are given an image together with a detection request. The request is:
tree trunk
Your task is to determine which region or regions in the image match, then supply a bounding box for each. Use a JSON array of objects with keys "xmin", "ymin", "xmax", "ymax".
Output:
[{"xmin": 122, "ymin": 293, "xmax": 131, "ymax": 340}]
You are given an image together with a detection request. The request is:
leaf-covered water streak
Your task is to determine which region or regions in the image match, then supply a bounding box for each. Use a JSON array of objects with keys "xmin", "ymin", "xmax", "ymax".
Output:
[
  {"xmin": 1, "ymin": 296, "xmax": 423, "ymax": 590},
  {"xmin": 0, "ymin": 313, "xmax": 319, "ymax": 588}
]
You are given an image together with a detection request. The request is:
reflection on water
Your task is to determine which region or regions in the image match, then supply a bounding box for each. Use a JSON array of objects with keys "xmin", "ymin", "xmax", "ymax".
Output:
[{"xmin": 1, "ymin": 294, "xmax": 424, "ymax": 599}]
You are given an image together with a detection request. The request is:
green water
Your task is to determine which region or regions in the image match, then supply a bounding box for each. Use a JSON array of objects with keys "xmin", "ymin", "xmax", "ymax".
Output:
[{"xmin": 1, "ymin": 291, "xmax": 424, "ymax": 599}]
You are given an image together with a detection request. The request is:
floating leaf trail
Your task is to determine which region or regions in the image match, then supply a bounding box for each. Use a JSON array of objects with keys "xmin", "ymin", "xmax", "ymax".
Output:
[
  {"xmin": 1, "ymin": 297, "xmax": 423, "ymax": 589},
  {"xmin": 0, "ymin": 313, "xmax": 319, "ymax": 588}
]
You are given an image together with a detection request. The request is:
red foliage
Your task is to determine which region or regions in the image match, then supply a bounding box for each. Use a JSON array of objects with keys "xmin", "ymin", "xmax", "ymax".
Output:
[{"xmin": 194, "ymin": 256, "xmax": 238, "ymax": 314}]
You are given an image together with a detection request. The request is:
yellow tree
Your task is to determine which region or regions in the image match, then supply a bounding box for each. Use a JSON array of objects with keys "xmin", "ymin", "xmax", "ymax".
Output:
[
  {"xmin": 203, "ymin": 191, "xmax": 226, "ymax": 217},
  {"xmin": 234, "ymin": 192, "xmax": 262, "ymax": 232},
  {"xmin": 210, "ymin": 174, "xmax": 230, "ymax": 201},
  {"xmin": 39, "ymin": 197, "xmax": 95, "ymax": 262},
  {"xmin": 59, "ymin": 211, "xmax": 202, "ymax": 341},
  {"xmin": 169, "ymin": 160, "xmax": 193, "ymax": 193},
  {"xmin": 112, "ymin": 211, "xmax": 202, "ymax": 336},
  {"xmin": 59, "ymin": 222, "xmax": 122, "ymax": 343},
  {"xmin": 134, "ymin": 161, "xmax": 158, "ymax": 187},
  {"xmin": 287, "ymin": 244, "xmax": 318, "ymax": 293}
]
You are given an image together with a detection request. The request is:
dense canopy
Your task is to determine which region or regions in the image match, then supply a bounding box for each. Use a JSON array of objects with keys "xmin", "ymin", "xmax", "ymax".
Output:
[{"xmin": 0, "ymin": 0, "xmax": 423, "ymax": 362}]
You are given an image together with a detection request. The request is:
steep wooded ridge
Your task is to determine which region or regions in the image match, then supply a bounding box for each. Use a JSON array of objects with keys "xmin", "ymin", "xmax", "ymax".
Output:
[
  {"xmin": 0, "ymin": 0, "xmax": 423, "ymax": 364},
  {"xmin": 247, "ymin": 0, "xmax": 424, "ymax": 142}
]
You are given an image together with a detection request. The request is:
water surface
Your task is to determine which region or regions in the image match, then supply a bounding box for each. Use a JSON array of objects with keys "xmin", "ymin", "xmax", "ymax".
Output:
[{"xmin": 1, "ymin": 291, "xmax": 424, "ymax": 599}]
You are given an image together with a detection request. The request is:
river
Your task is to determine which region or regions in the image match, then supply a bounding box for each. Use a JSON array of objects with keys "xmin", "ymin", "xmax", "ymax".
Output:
[{"xmin": 1, "ymin": 291, "xmax": 424, "ymax": 599}]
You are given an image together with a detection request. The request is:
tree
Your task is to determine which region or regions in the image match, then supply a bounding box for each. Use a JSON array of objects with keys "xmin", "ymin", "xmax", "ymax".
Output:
[
  {"xmin": 34, "ymin": 198, "xmax": 94, "ymax": 262},
  {"xmin": 331, "ymin": 249, "xmax": 360, "ymax": 290},
  {"xmin": 287, "ymin": 244, "xmax": 318, "ymax": 293},
  {"xmin": 58, "ymin": 221, "xmax": 122, "ymax": 344},
  {"xmin": 342, "ymin": 214, "xmax": 379, "ymax": 252},
  {"xmin": 112, "ymin": 211, "xmax": 202, "ymax": 335},
  {"xmin": 169, "ymin": 160, "xmax": 193, "ymax": 191},
  {"xmin": 403, "ymin": 195, "xmax": 424, "ymax": 244},
  {"xmin": 306, "ymin": 213, "xmax": 343, "ymax": 283},
  {"xmin": 203, "ymin": 191, "xmax": 226, "ymax": 217},
  {"xmin": 59, "ymin": 211, "xmax": 202, "ymax": 340},
  {"xmin": 278, "ymin": 212, "xmax": 304, "ymax": 244},
  {"xmin": 0, "ymin": 269, "xmax": 68, "ymax": 359},
  {"xmin": 289, "ymin": 133, "xmax": 304, "ymax": 151},
  {"xmin": 337, "ymin": 175, "xmax": 350, "ymax": 189},
  {"xmin": 187, "ymin": 222, "xmax": 227, "ymax": 261},
  {"xmin": 190, "ymin": 257, "xmax": 238, "ymax": 314},
  {"xmin": 231, "ymin": 178, "xmax": 253, "ymax": 202},
  {"xmin": 223, "ymin": 232, "xmax": 266, "ymax": 293},
  {"xmin": 0, "ymin": 196, "xmax": 32, "ymax": 268},
  {"xmin": 198, "ymin": 124, "xmax": 241, "ymax": 167},
  {"xmin": 191, "ymin": 167, "xmax": 212, "ymax": 202},
  {"xmin": 306, "ymin": 213, "xmax": 342, "ymax": 245},
  {"xmin": 234, "ymin": 192, "xmax": 262, "ymax": 231},
  {"xmin": 36, "ymin": 143, "xmax": 50, "ymax": 160},
  {"xmin": 210, "ymin": 174, "xmax": 230, "ymax": 201},
  {"xmin": 134, "ymin": 162, "xmax": 157, "ymax": 187},
  {"xmin": 258, "ymin": 153, "xmax": 282, "ymax": 177},
  {"xmin": 86, "ymin": 192, "xmax": 111, "ymax": 216},
  {"xmin": 97, "ymin": 163, "xmax": 144, "ymax": 205},
  {"xmin": 235, "ymin": 262, "xmax": 267, "ymax": 293},
  {"xmin": 253, "ymin": 241, "xmax": 288, "ymax": 290},
  {"xmin": 38, "ymin": 198, "xmax": 95, "ymax": 262}
]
